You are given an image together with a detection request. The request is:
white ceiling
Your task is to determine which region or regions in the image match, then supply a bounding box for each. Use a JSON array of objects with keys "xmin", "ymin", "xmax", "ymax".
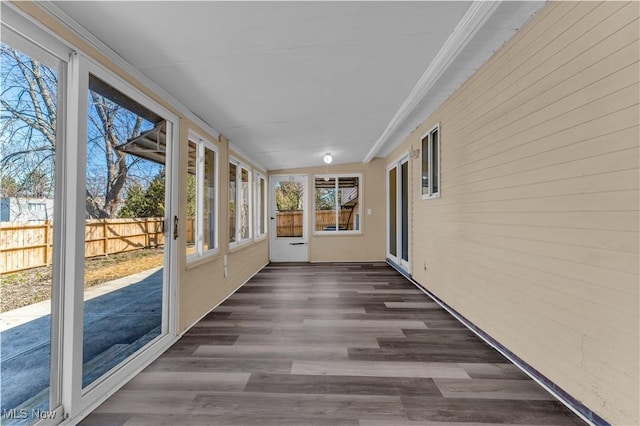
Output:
[{"xmin": 52, "ymin": 1, "xmax": 544, "ymax": 170}]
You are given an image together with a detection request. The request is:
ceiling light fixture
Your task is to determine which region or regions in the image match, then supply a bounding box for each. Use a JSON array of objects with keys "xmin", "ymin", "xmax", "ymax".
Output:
[{"xmin": 323, "ymin": 153, "xmax": 333, "ymax": 164}]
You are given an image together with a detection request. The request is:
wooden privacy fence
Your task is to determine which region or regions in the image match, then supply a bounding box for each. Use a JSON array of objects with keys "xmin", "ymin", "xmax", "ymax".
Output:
[
  {"xmin": 0, "ymin": 218, "xmax": 164, "ymax": 275},
  {"xmin": 276, "ymin": 210, "xmax": 357, "ymax": 236}
]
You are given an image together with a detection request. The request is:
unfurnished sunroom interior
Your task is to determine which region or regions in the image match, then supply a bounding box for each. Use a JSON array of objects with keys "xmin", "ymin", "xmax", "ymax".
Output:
[{"xmin": 0, "ymin": 1, "xmax": 637, "ymax": 426}]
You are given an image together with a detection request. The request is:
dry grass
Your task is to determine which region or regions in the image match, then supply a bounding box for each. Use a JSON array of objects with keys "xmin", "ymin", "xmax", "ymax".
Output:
[{"xmin": 0, "ymin": 248, "xmax": 164, "ymax": 313}]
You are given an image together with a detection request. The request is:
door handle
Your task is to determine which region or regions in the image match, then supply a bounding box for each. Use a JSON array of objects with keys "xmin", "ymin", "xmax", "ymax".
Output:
[
  {"xmin": 173, "ymin": 216, "xmax": 179, "ymax": 240},
  {"xmin": 289, "ymin": 242, "xmax": 307, "ymax": 245},
  {"xmin": 270, "ymin": 217, "xmax": 275, "ymax": 220}
]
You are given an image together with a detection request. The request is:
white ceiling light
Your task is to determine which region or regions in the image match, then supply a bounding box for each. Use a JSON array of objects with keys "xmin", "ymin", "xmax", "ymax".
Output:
[{"xmin": 323, "ymin": 153, "xmax": 333, "ymax": 164}]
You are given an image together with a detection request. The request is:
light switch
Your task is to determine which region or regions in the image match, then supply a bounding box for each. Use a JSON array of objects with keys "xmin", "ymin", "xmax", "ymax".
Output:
[{"xmin": 367, "ymin": 208, "xmax": 372, "ymax": 216}]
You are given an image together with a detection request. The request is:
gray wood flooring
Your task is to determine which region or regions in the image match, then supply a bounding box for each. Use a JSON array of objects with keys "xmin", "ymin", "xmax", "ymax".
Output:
[{"xmin": 80, "ymin": 262, "xmax": 585, "ymax": 426}]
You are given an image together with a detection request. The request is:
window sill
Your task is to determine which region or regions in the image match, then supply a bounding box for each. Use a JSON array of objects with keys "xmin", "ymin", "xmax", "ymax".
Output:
[
  {"xmin": 421, "ymin": 193, "xmax": 440, "ymax": 200},
  {"xmin": 313, "ymin": 231, "xmax": 363, "ymax": 236},
  {"xmin": 229, "ymin": 237, "xmax": 266, "ymax": 253},
  {"xmin": 186, "ymin": 250, "xmax": 221, "ymax": 270}
]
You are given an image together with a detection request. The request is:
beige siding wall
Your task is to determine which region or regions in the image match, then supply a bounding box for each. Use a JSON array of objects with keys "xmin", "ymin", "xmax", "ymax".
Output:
[
  {"xmin": 271, "ymin": 159, "xmax": 386, "ymax": 262},
  {"xmin": 387, "ymin": 2, "xmax": 639, "ymax": 424},
  {"xmin": 178, "ymin": 133, "xmax": 269, "ymax": 332}
]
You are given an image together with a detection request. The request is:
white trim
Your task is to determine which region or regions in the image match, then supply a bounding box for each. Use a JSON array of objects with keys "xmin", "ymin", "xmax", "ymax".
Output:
[
  {"xmin": 60, "ymin": 50, "xmax": 88, "ymax": 417},
  {"xmin": 34, "ymin": 1, "xmax": 221, "ymax": 142},
  {"xmin": 253, "ymin": 172, "xmax": 268, "ymax": 240},
  {"xmin": 363, "ymin": 1, "xmax": 500, "ymax": 163},
  {"xmin": 1, "ymin": 2, "xmax": 73, "ymax": 62},
  {"xmin": 60, "ymin": 334, "xmax": 179, "ymax": 426}
]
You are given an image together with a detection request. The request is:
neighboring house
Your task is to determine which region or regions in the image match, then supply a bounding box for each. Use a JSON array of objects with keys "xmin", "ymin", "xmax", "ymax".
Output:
[{"xmin": 0, "ymin": 197, "xmax": 54, "ymax": 223}]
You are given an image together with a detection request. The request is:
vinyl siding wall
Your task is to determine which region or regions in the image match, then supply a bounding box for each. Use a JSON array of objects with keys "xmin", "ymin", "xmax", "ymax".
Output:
[
  {"xmin": 178, "ymin": 132, "xmax": 269, "ymax": 333},
  {"xmin": 386, "ymin": 2, "xmax": 639, "ymax": 424}
]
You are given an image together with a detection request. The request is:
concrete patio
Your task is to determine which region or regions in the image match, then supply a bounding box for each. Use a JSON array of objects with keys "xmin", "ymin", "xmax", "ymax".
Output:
[{"xmin": 1, "ymin": 267, "xmax": 164, "ymax": 423}]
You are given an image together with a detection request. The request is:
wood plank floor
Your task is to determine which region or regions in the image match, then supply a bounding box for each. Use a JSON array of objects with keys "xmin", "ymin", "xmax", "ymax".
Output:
[{"xmin": 80, "ymin": 262, "xmax": 586, "ymax": 426}]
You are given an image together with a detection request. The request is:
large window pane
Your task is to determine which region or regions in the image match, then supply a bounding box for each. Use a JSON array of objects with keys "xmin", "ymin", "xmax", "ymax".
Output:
[
  {"xmin": 314, "ymin": 177, "xmax": 336, "ymax": 231},
  {"xmin": 259, "ymin": 177, "xmax": 266, "ymax": 236},
  {"xmin": 401, "ymin": 162, "xmax": 409, "ymax": 262},
  {"xmin": 338, "ymin": 177, "xmax": 359, "ymax": 231},
  {"xmin": 421, "ymin": 134, "xmax": 429, "ymax": 196},
  {"xmin": 240, "ymin": 168, "xmax": 250, "ymax": 240},
  {"xmin": 431, "ymin": 128, "xmax": 439, "ymax": 194},
  {"xmin": 83, "ymin": 74, "xmax": 164, "ymax": 389},
  {"xmin": 229, "ymin": 163, "xmax": 237, "ymax": 243},
  {"xmin": 186, "ymin": 141, "xmax": 197, "ymax": 256},
  {"xmin": 255, "ymin": 175, "xmax": 266, "ymax": 237},
  {"xmin": 203, "ymin": 146, "xmax": 216, "ymax": 251},
  {"xmin": 388, "ymin": 168, "xmax": 397, "ymax": 257},
  {"xmin": 0, "ymin": 40, "xmax": 60, "ymax": 424},
  {"xmin": 275, "ymin": 180, "xmax": 304, "ymax": 237}
]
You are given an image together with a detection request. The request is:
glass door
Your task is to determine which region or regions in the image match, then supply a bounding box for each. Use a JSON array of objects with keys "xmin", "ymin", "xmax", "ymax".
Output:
[
  {"xmin": 269, "ymin": 175, "xmax": 308, "ymax": 262},
  {"xmin": 387, "ymin": 157, "xmax": 410, "ymax": 272},
  {"xmin": 0, "ymin": 28, "xmax": 65, "ymax": 424},
  {"xmin": 81, "ymin": 73, "xmax": 171, "ymax": 390}
]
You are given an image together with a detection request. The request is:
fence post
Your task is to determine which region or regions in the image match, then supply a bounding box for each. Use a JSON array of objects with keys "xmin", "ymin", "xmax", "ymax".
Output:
[
  {"xmin": 44, "ymin": 221, "xmax": 49, "ymax": 266},
  {"xmin": 103, "ymin": 219, "xmax": 108, "ymax": 256},
  {"xmin": 144, "ymin": 219, "xmax": 149, "ymax": 248}
]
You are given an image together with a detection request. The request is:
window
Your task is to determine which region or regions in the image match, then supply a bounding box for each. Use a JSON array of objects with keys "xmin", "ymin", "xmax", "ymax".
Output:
[
  {"xmin": 28, "ymin": 202, "xmax": 46, "ymax": 212},
  {"xmin": 255, "ymin": 173, "xmax": 267, "ymax": 238},
  {"xmin": 422, "ymin": 124, "xmax": 440, "ymax": 199},
  {"xmin": 229, "ymin": 158, "xmax": 252, "ymax": 245},
  {"xmin": 187, "ymin": 135, "xmax": 218, "ymax": 260},
  {"xmin": 314, "ymin": 174, "xmax": 361, "ymax": 233}
]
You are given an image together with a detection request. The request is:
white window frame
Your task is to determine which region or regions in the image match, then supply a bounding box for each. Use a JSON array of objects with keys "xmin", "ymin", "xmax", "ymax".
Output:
[
  {"xmin": 254, "ymin": 172, "xmax": 267, "ymax": 240},
  {"xmin": 313, "ymin": 173, "xmax": 363, "ymax": 235},
  {"xmin": 421, "ymin": 123, "xmax": 441, "ymax": 200},
  {"xmin": 187, "ymin": 132, "xmax": 219, "ymax": 262},
  {"xmin": 229, "ymin": 157, "xmax": 252, "ymax": 247}
]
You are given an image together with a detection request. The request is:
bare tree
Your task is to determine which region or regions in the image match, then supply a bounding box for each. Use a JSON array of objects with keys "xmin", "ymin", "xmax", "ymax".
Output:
[
  {"xmin": 1, "ymin": 43, "xmax": 150, "ymax": 218},
  {"xmin": 0, "ymin": 45, "xmax": 57, "ymax": 199}
]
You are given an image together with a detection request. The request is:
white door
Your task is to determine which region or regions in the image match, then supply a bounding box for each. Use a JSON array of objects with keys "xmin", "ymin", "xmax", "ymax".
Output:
[{"xmin": 270, "ymin": 175, "xmax": 309, "ymax": 261}]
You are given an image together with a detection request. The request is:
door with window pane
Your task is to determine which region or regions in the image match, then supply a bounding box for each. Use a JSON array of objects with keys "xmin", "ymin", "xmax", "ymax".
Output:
[
  {"xmin": 269, "ymin": 175, "xmax": 308, "ymax": 261},
  {"xmin": 387, "ymin": 157, "xmax": 410, "ymax": 271}
]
